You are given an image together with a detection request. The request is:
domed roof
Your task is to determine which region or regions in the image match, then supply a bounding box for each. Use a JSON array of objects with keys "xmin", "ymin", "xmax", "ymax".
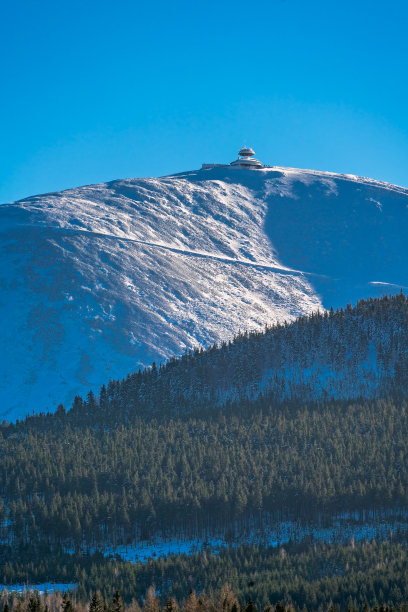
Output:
[{"xmin": 238, "ymin": 147, "xmax": 255, "ymax": 157}]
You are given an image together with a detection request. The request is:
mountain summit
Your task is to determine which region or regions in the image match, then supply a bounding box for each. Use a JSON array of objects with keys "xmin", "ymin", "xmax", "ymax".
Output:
[{"xmin": 1, "ymin": 165, "xmax": 407, "ymax": 420}]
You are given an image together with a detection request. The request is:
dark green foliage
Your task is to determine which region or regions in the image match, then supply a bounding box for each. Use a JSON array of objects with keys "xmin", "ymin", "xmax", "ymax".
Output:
[
  {"xmin": 2, "ymin": 295, "xmax": 408, "ymax": 609},
  {"xmin": 62, "ymin": 593, "xmax": 75, "ymax": 612},
  {"xmin": 164, "ymin": 599, "xmax": 179, "ymax": 612},
  {"xmin": 5, "ymin": 539, "xmax": 408, "ymax": 608},
  {"xmin": 2, "ymin": 396, "xmax": 408, "ymax": 543},
  {"xmin": 27, "ymin": 594, "xmax": 42, "ymax": 612},
  {"xmin": 110, "ymin": 590, "xmax": 124, "ymax": 612},
  {"xmin": 3, "ymin": 587, "xmax": 408, "ymax": 612},
  {"xmin": 90, "ymin": 592, "xmax": 105, "ymax": 612},
  {"xmin": 245, "ymin": 599, "xmax": 257, "ymax": 612},
  {"xmin": 1, "ymin": 294, "xmax": 408, "ymax": 544}
]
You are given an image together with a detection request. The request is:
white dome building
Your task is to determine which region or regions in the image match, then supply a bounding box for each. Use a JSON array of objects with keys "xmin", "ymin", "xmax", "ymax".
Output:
[
  {"xmin": 230, "ymin": 147, "xmax": 263, "ymax": 169},
  {"xmin": 201, "ymin": 147, "xmax": 264, "ymax": 170}
]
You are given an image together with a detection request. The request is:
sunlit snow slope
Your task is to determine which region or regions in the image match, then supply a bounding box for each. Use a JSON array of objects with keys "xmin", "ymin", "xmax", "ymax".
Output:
[{"xmin": 1, "ymin": 166, "xmax": 407, "ymax": 420}]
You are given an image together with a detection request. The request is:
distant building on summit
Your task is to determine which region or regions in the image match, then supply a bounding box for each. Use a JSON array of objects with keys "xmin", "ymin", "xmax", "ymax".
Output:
[
  {"xmin": 230, "ymin": 147, "xmax": 263, "ymax": 169},
  {"xmin": 202, "ymin": 146, "xmax": 264, "ymax": 170}
]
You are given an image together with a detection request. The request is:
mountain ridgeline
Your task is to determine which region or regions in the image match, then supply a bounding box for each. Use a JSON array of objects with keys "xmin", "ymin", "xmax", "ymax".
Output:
[
  {"xmin": 2, "ymin": 165, "xmax": 408, "ymax": 421},
  {"xmin": 59, "ymin": 292, "xmax": 408, "ymax": 425}
]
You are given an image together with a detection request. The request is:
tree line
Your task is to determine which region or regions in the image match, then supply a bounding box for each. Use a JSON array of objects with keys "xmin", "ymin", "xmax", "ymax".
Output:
[
  {"xmin": 1, "ymin": 396, "xmax": 408, "ymax": 544},
  {"xmin": 2, "ymin": 294, "xmax": 408, "ymax": 604},
  {"xmin": 7, "ymin": 292, "xmax": 408, "ymax": 433},
  {"xmin": 3, "ymin": 538, "xmax": 408, "ymax": 609}
]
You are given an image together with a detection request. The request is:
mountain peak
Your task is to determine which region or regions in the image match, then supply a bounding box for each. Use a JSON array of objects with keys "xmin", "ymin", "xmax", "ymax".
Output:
[{"xmin": 1, "ymin": 167, "xmax": 407, "ymax": 420}]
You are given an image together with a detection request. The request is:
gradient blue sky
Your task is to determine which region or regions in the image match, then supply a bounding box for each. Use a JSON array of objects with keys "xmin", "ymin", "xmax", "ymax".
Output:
[{"xmin": 1, "ymin": 0, "xmax": 407, "ymax": 203}]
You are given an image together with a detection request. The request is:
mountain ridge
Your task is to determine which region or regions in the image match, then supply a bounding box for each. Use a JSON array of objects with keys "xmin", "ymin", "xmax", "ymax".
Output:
[
  {"xmin": 59, "ymin": 292, "xmax": 408, "ymax": 426},
  {"xmin": 1, "ymin": 166, "xmax": 408, "ymax": 420}
]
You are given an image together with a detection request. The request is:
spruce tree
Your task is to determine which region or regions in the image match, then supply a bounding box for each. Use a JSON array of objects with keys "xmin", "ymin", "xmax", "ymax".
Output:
[
  {"xmin": 110, "ymin": 590, "xmax": 123, "ymax": 612},
  {"xmin": 184, "ymin": 590, "xmax": 198, "ymax": 612},
  {"xmin": 245, "ymin": 599, "xmax": 257, "ymax": 612},
  {"xmin": 27, "ymin": 594, "xmax": 42, "ymax": 612},
  {"xmin": 143, "ymin": 587, "xmax": 159, "ymax": 612},
  {"xmin": 164, "ymin": 599, "xmax": 179, "ymax": 612},
  {"xmin": 62, "ymin": 593, "xmax": 75, "ymax": 612},
  {"xmin": 90, "ymin": 592, "xmax": 105, "ymax": 612}
]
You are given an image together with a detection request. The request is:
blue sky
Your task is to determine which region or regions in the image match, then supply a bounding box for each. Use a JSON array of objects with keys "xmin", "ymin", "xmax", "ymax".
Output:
[{"xmin": 1, "ymin": 0, "xmax": 407, "ymax": 202}]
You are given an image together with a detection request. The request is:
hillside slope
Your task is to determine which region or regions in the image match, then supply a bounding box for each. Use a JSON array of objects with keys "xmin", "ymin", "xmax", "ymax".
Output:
[
  {"xmin": 3, "ymin": 297, "xmax": 408, "ymax": 551},
  {"xmin": 66, "ymin": 293, "xmax": 408, "ymax": 424},
  {"xmin": 1, "ymin": 166, "xmax": 407, "ymax": 419}
]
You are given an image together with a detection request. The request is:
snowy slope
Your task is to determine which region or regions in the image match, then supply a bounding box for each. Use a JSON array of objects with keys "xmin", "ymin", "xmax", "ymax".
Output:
[{"xmin": 1, "ymin": 166, "xmax": 407, "ymax": 420}]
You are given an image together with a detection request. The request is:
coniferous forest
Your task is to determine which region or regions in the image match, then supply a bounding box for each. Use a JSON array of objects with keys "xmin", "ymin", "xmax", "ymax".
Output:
[{"xmin": 3, "ymin": 294, "xmax": 408, "ymax": 608}]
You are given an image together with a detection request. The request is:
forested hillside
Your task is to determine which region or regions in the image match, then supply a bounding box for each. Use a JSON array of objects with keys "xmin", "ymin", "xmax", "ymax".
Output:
[
  {"xmin": 2, "ymin": 294, "xmax": 408, "ymax": 602},
  {"xmin": 1, "ymin": 294, "xmax": 408, "ymax": 546},
  {"xmin": 22, "ymin": 292, "xmax": 408, "ymax": 428},
  {"xmin": 72, "ymin": 293, "xmax": 408, "ymax": 421},
  {"xmin": 2, "ymin": 395, "xmax": 408, "ymax": 546},
  {"xmin": 3, "ymin": 538, "xmax": 408, "ymax": 608}
]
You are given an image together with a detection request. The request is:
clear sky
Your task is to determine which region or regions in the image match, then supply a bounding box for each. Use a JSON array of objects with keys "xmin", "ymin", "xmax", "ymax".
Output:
[{"xmin": 1, "ymin": 0, "xmax": 407, "ymax": 203}]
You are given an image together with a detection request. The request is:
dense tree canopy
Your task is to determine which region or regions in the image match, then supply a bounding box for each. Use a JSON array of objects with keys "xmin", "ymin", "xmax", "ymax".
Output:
[
  {"xmin": 3, "ymin": 539, "xmax": 408, "ymax": 609},
  {"xmin": 1, "ymin": 397, "xmax": 408, "ymax": 544},
  {"xmin": 2, "ymin": 294, "xmax": 408, "ymax": 605}
]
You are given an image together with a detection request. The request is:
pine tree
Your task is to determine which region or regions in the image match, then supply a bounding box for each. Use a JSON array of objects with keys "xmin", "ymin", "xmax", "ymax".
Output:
[
  {"xmin": 245, "ymin": 599, "xmax": 257, "ymax": 612},
  {"xmin": 90, "ymin": 592, "xmax": 105, "ymax": 612},
  {"xmin": 62, "ymin": 593, "xmax": 75, "ymax": 612},
  {"xmin": 109, "ymin": 590, "xmax": 123, "ymax": 612},
  {"xmin": 184, "ymin": 590, "xmax": 198, "ymax": 612},
  {"xmin": 165, "ymin": 599, "xmax": 179, "ymax": 612},
  {"xmin": 27, "ymin": 594, "xmax": 42, "ymax": 612},
  {"xmin": 218, "ymin": 586, "xmax": 239, "ymax": 612},
  {"xmin": 143, "ymin": 588, "xmax": 159, "ymax": 612}
]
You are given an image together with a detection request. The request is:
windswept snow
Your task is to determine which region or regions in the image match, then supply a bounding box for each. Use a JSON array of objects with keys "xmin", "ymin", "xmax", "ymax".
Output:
[{"xmin": 1, "ymin": 166, "xmax": 407, "ymax": 420}]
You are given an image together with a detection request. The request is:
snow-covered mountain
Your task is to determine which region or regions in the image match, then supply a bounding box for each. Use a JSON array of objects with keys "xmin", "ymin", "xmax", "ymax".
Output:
[{"xmin": 1, "ymin": 166, "xmax": 407, "ymax": 420}]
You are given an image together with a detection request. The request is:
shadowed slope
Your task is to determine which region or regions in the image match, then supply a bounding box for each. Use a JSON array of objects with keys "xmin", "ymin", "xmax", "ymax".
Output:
[{"xmin": 1, "ymin": 166, "xmax": 407, "ymax": 420}]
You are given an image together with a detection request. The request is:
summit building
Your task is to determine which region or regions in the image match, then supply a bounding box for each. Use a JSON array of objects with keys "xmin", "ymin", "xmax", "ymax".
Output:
[
  {"xmin": 202, "ymin": 146, "xmax": 264, "ymax": 170},
  {"xmin": 230, "ymin": 147, "xmax": 263, "ymax": 169}
]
